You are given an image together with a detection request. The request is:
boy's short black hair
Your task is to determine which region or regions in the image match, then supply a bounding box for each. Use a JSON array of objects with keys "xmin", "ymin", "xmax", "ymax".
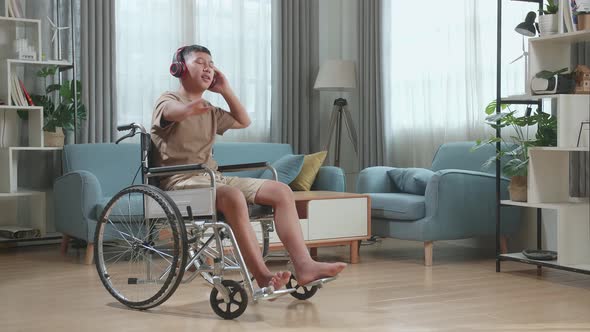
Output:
[{"xmin": 181, "ymin": 45, "xmax": 211, "ymax": 61}]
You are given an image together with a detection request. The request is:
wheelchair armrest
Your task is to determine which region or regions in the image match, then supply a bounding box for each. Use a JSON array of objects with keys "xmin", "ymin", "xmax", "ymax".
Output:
[{"xmin": 217, "ymin": 162, "xmax": 269, "ymax": 172}]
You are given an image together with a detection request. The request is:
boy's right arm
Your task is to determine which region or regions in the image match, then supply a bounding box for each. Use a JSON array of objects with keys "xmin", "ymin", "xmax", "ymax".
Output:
[{"xmin": 162, "ymin": 99, "xmax": 213, "ymax": 123}]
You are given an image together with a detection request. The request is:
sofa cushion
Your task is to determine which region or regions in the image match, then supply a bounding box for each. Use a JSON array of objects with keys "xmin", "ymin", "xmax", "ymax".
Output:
[
  {"xmin": 260, "ymin": 154, "xmax": 304, "ymax": 184},
  {"xmin": 369, "ymin": 193, "xmax": 426, "ymax": 221},
  {"xmin": 387, "ymin": 168, "xmax": 434, "ymax": 195},
  {"xmin": 290, "ymin": 151, "xmax": 327, "ymax": 191}
]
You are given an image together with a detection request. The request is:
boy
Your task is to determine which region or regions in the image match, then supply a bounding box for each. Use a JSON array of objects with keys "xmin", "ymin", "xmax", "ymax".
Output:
[{"xmin": 151, "ymin": 45, "xmax": 346, "ymax": 290}]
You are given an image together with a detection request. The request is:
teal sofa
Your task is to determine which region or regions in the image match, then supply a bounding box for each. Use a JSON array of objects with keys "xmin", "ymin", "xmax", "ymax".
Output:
[
  {"xmin": 356, "ymin": 142, "xmax": 521, "ymax": 266},
  {"xmin": 54, "ymin": 142, "xmax": 345, "ymax": 264}
]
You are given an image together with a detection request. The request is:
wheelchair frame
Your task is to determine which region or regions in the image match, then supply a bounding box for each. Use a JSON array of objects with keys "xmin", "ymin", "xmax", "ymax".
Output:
[{"xmin": 93, "ymin": 123, "xmax": 322, "ymax": 320}]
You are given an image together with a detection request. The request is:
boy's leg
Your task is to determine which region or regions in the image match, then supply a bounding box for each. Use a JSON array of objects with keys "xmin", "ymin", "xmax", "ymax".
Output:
[
  {"xmin": 253, "ymin": 181, "xmax": 346, "ymax": 285},
  {"xmin": 215, "ymin": 185, "xmax": 290, "ymax": 289}
]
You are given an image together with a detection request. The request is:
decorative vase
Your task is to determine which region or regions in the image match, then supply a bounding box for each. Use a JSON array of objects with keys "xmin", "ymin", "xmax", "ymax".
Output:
[
  {"xmin": 44, "ymin": 127, "xmax": 65, "ymax": 147},
  {"xmin": 509, "ymin": 175, "xmax": 527, "ymax": 202},
  {"xmin": 538, "ymin": 14, "xmax": 558, "ymax": 36}
]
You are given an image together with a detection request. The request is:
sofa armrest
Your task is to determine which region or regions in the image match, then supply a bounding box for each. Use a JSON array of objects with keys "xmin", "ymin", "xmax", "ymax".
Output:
[
  {"xmin": 356, "ymin": 166, "xmax": 397, "ymax": 194},
  {"xmin": 311, "ymin": 166, "xmax": 346, "ymax": 192},
  {"xmin": 423, "ymin": 169, "xmax": 520, "ymax": 237},
  {"xmin": 54, "ymin": 170, "xmax": 103, "ymax": 241}
]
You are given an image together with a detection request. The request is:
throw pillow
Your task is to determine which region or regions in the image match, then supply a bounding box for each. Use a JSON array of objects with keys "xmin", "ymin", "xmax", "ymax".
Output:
[
  {"xmin": 387, "ymin": 168, "xmax": 435, "ymax": 195},
  {"xmin": 260, "ymin": 154, "xmax": 305, "ymax": 184},
  {"xmin": 289, "ymin": 151, "xmax": 328, "ymax": 191}
]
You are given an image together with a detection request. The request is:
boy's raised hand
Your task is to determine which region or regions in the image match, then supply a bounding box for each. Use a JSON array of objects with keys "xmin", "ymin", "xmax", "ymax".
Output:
[
  {"xmin": 187, "ymin": 98, "xmax": 214, "ymax": 116},
  {"xmin": 207, "ymin": 69, "xmax": 230, "ymax": 95}
]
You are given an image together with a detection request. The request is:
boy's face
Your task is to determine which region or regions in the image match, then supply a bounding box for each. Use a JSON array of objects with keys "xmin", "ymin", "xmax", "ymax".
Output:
[{"xmin": 184, "ymin": 51, "xmax": 215, "ymax": 90}]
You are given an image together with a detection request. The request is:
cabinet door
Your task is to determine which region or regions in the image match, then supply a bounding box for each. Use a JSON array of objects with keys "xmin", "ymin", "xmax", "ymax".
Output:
[
  {"xmin": 308, "ymin": 198, "xmax": 367, "ymax": 240},
  {"xmin": 254, "ymin": 219, "xmax": 308, "ymax": 244}
]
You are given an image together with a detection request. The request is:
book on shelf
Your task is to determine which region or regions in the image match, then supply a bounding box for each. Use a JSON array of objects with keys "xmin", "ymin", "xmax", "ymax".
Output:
[
  {"xmin": 0, "ymin": 226, "xmax": 40, "ymax": 239},
  {"xmin": 7, "ymin": 0, "xmax": 15, "ymax": 17},
  {"xmin": 11, "ymin": 0, "xmax": 23, "ymax": 18},
  {"xmin": 18, "ymin": 79, "xmax": 35, "ymax": 106},
  {"xmin": 10, "ymin": 73, "xmax": 27, "ymax": 107}
]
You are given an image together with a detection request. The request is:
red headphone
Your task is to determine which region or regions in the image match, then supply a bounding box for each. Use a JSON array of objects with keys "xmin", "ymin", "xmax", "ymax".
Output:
[{"xmin": 169, "ymin": 47, "xmax": 186, "ymax": 78}]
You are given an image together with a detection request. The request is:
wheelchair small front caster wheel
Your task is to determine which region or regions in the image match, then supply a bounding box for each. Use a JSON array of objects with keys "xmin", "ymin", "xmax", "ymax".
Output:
[
  {"xmin": 287, "ymin": 275, "xmax": 318, "ymax": 300},
  {"xmin": 210, "ymin": 280, "xmax": 248, "ymax": 319}
]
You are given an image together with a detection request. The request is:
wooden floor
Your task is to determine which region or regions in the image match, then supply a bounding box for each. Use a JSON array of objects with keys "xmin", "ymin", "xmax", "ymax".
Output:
[{"xmin": 1, "ymin": 238, "xmax": 590, "ymax": 332}]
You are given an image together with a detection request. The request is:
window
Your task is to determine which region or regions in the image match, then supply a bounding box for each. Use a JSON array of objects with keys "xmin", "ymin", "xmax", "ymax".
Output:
[{"xmin": 382, "ymin": 0, "xmax": 532, "ymax": 167}]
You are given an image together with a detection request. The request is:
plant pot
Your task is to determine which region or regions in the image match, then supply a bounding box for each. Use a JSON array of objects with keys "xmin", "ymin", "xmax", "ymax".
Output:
[
  {"xmin": 509, "ymin": 175, "xmax": 527, "ymax": 202},
  {"xmin": 578, "ymin": 13, "xmax": 590, "ymax": 31},
  {"xmin": 64, "ymin": 129, "xmax": 75, "ymax": 145},
  {"xmin": 44, "ymin": 127, "xmax": 64, "ymax": 147},
  {"xmin": 538, "ymin": 14, "xmax": 558, "ymax": 36}
]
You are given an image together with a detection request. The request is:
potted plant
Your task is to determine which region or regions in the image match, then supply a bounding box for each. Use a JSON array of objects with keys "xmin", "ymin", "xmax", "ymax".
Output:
[
  {"xmin": 538, "ymin": 0, "xmax": 559, "ymax": 36},
  {"xmin": 19, "ymin": 66, "xmax": 86, "ymax": 147},
  {"xmin": 475, "ymin": 101, "xmax": 557, "ymax": 202}
]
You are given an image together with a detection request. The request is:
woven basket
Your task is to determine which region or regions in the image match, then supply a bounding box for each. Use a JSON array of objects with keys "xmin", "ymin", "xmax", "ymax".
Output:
[{"xmin": 44, "ymin": 127, "xmax": 65, "ymax": 147}]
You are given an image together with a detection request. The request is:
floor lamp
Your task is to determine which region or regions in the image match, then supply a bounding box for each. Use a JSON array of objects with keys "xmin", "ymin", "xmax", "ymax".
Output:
[{"xmin": 314, "ymin": 60, "xmax": 358, "ymax": 167}]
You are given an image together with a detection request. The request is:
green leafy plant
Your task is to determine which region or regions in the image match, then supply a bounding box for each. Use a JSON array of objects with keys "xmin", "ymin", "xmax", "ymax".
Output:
[
  {"xmin": 474, "ymin": 101, "xmax": 557, "ymax": 177},
  {"xmin": 543, "ymin": 0, "xmax": 558, "ymax": 15},
  {"xmin": 19, "ymin": 65, "xmax": 86, "ymax": 132}
]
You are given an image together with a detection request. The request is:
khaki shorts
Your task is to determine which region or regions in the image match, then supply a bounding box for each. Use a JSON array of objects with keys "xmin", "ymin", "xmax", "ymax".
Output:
[{"xmin": 169, "ymin": 173, "xmax": 269, "ymax": 204}]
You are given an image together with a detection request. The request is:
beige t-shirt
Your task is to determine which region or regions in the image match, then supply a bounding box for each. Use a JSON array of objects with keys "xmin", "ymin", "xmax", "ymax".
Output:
[{"xmin": 151, "ymin": 91, "xmax": 235, "ymax": 189}]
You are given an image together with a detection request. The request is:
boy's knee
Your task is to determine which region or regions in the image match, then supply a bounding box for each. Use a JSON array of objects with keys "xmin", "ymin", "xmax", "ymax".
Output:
[
  {"xmin": 270, "ymin": 182, "xmax": 293, "ymax": 203},
  {"xmin": 217, "ymin": 187, "xmax": 246, "ymax": 208}
]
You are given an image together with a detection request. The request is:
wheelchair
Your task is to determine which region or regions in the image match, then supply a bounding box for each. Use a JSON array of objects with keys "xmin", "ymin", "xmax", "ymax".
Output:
[{"xmin": 93, "ymin": 123, "xmax": 333, "ymax": 320}]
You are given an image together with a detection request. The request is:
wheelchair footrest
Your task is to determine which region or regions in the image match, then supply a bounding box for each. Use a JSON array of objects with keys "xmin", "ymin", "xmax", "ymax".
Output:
[
  {"xmin": 253, "ymin": 286, "xmax": 296, "ymax": 301},
  {"xmin": 302, "ymin": 276, "xmax": 337, "ymax": 289}
]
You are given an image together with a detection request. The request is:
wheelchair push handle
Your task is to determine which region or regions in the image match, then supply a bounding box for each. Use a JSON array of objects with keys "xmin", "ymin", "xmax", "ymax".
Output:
[{"xmin": 115, "ymin": 123, "xmax": 148, "ymax": 144}]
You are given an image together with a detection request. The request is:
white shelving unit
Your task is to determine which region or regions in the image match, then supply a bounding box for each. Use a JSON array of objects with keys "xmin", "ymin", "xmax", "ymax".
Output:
[
  {"xmin": 497, "ymin": 0, "xmax": 590, "ymax": 275},
  {"xmin": 0, "ymin": 4, "xmax": 68, "ymax": 241}
]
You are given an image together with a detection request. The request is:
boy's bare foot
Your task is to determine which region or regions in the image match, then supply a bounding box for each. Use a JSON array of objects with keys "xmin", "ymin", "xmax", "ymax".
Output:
[
  {"xmin": 257, "ymin": 271, "xmax": 291, "ymax": 290},
  {"xmin": 295, "ymin": 261, "xmax": 347, "ymax": 286}
]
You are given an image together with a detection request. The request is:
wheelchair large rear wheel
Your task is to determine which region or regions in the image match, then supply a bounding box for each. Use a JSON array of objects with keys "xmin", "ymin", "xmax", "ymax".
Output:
[{"xmin": 94, "ymin": 185, "xmax": 188, "ymax": 310}]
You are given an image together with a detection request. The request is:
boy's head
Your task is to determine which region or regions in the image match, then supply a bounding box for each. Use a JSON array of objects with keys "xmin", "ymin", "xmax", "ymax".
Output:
[{"xmin": 170, "ymin": 45, "xmax": 216, "ymax": 91}]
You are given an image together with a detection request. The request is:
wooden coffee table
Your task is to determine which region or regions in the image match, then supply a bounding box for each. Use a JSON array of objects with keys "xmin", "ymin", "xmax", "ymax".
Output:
[{"xmin": 261, "ymin": 191, "xmax": 371, "ymax": 264}]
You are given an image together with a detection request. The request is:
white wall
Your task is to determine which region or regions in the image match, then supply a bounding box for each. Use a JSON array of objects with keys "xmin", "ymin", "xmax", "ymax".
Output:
[{"xmin": 317, "ymin": 0, "xmax": 360, "ymax": 192}]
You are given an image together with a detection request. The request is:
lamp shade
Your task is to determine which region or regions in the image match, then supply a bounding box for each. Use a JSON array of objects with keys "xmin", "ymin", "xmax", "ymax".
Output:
[
  {"xmin": 515, "ymin": 11, "xmax": 537, "ymax": 37},
  {"xmin": 314, "ymin": 60, "xmax": 356, "ymax": 91}
]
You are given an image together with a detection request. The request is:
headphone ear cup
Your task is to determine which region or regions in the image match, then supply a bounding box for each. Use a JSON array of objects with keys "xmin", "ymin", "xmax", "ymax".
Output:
[{"xmin": 170, "ymin": 61, "xmax": 186, "ymax": 78}]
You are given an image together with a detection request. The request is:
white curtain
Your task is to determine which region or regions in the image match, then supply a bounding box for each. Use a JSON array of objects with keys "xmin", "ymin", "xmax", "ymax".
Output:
[
  {"xmin": 381, "ymin": 0, "xmax": 533, "ymax": 168},
  {"xmin": 115, "ymin": 0, "xmax": 274, "ymax": 142}
]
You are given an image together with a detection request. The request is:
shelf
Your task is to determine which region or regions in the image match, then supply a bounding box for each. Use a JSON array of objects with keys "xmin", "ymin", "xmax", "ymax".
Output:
[
  {"xmin": 0, "ymin": 16, "xmax": 41, "ymax": 24},
  {"xmin": 0, "ymin": 189, "xmax": 45, "ymax": 198},
  {"xmin": 530, "ymin": 30, "xmax": 590, "ymax": 44},
  {"xmin": 0, "ymin": 105, "xmax": 42, "ymax": 110},
  {"xmin": 7, "ymin": 59, "xmax": 73, "ymax": 70},
  {"xmin": 499, "ymin": 253, "xmax": 590, "ymax": 275},
  {"xmin": 501, "ymin": 94, "xmax": 583, "ymax": 102},
  {"xmin": 0, "ymin": 232, "xmax": 61, "ymax": 244},
  {"xmin": 529, "ymin": 147, "xmax": 590, "ymax": 152},
  {"xmin": 0, "ymin": 147, "xmax": 62, "ymax": 152},
  {"xmin": 501, "ymin": 200, "xmax": 589, "ymax": 209}
]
